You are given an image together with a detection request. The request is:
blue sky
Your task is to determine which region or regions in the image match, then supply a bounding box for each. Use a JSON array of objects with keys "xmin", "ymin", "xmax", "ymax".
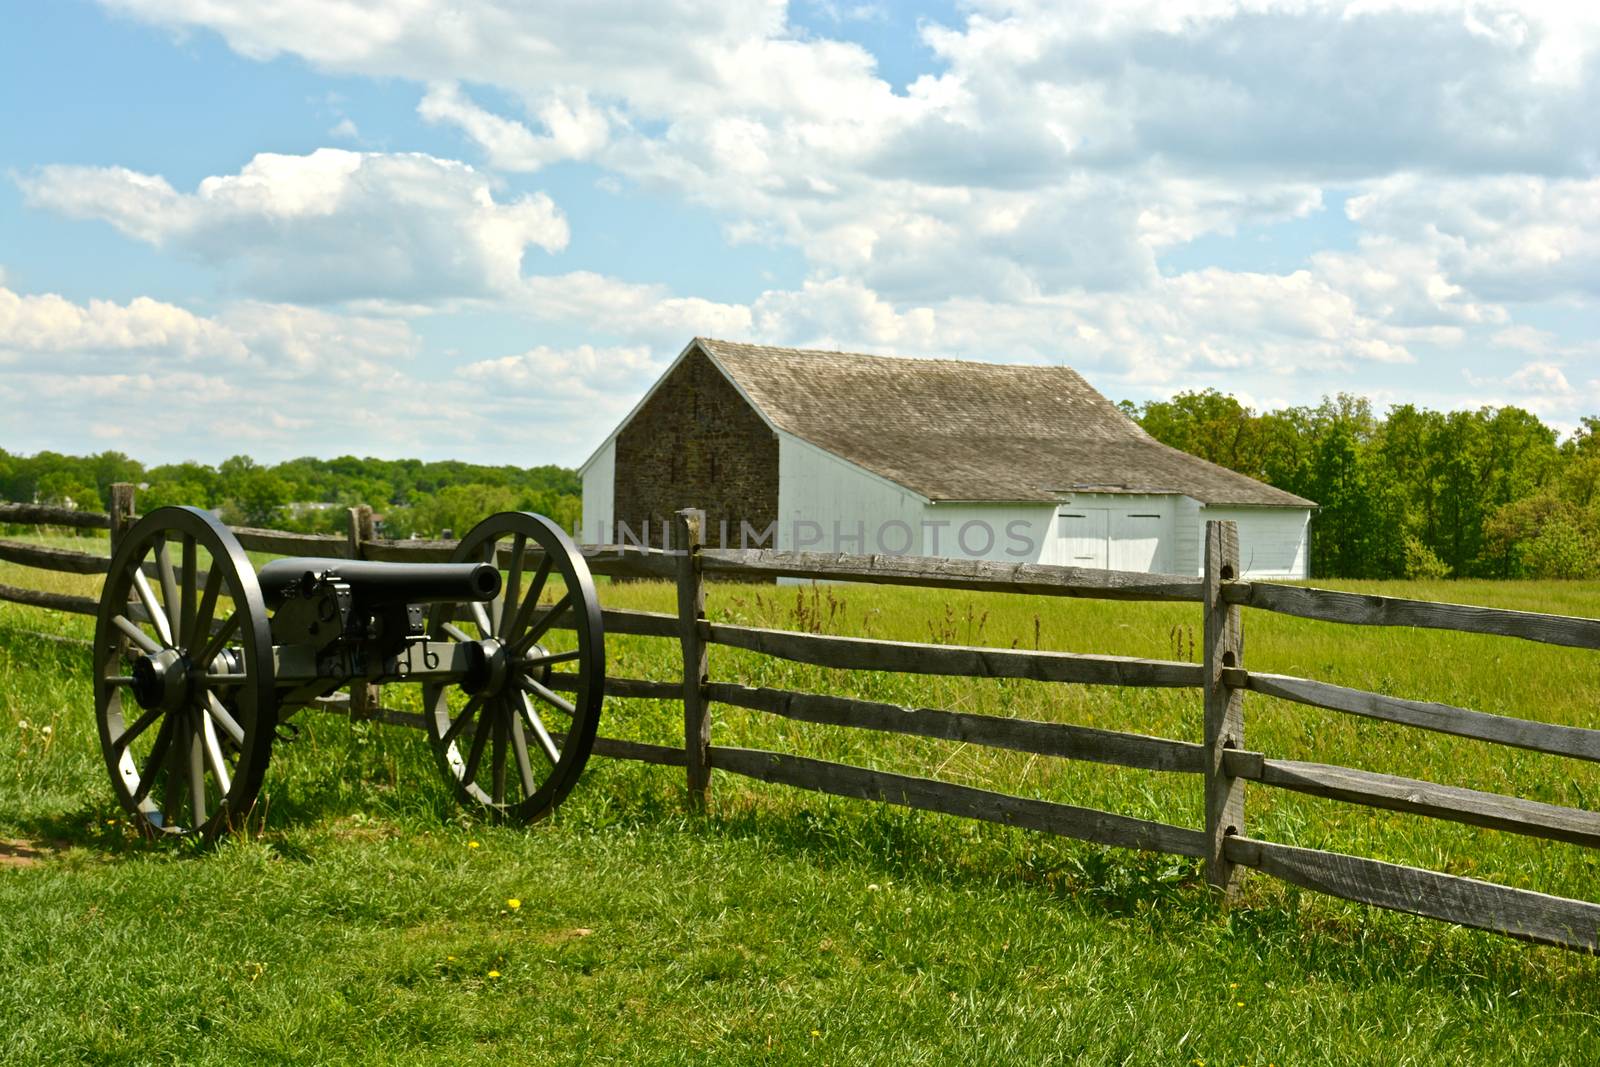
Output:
[{"xmin": 2, "ymin": 0, "xmax": 1596, "ymax": 467}]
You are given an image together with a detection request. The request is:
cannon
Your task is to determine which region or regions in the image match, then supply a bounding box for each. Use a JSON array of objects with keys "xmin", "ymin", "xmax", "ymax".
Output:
[{"xmin": 92, "ymin": 507, "xmax": 604, "ymax": 837}]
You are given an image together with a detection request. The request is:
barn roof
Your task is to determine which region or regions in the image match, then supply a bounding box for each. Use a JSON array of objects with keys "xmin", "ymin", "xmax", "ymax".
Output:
[{"xmin": 693, "ymin": 338, "xmax": 1315, "ymax": 508}]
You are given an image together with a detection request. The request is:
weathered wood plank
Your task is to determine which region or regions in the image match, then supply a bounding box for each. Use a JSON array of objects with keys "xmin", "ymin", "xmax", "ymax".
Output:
[
  {"xmin": 444, "ymin": 604, "xmax": 678, "ymax": 639},
  {"xmin": 360, "ymin": 538, "xmax": 456, "ymax": 563},
  {"xmin": 1224, "ymin": 836, "xmax": 1600, "ymax": 952},
  {"xmin": 1203, "ymin": 520, "xmax": 1245, "ymax": 894},
  {"xmin": 0, "ymin": 538, "xmax": 109, "ymax": 575},
  {"xmin": 0, "ymin": 502, "xmax": 111, "ymax": 529},
  {"xmin": 711, "ymin": 745, "xmax": 1206, "ymax": 857},
  {"xmin": 1226, "ymin": 581, "xmax": 1600, "ymax": 650},
  {"xmin": 0, "ymin": 583, "xmax": 99, "ymax": 615},
  {"xmin": 592, "ymin": 735, "xmax": 688, "ymax": 766},
  {"xmin": 700, "ymin": 549, "xmax": 1205, "ymax": 602},
  {"xmin": 706, "ymin": 682, "xmax": 1203, "ymax": 773},
  {"xmin": 597, "ymin": 609, "xmax": 678, "ymax": 639},
  {"xmin": 1224, "ymin": 752, "xmax": 1600, "ymax": 848},
  {"xmin": 704, "ymin": 622, "xmax": 1203, "ymax": 688},
  {"xmin": 366, "ymin": 537, "xmax": 678, "ymax": 578},
  {"xmin": 544, "ymin": 672, "xmax": 683, "ymax": 701},
  {"xmin": 1238, "ymin": 669, "xmax": 1600, "ymax": 763},
  {"xmin": 585, "ymin": 548, "xmax": 678, "ymax": 581},
  {"xmin": 229, "ymin": 527, "xmax": 348, "ymax": 557}
]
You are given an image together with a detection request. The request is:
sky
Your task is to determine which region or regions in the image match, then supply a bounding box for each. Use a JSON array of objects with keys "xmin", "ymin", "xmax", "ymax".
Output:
[{"xmin": 1, "ymin": 0, "xmax": 1597, "ymax": 469}]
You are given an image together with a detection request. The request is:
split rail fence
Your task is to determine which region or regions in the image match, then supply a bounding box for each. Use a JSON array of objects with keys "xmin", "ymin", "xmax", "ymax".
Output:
[{"xmin": 5, "ymin": 490, "xmax": 1600, "ymax": 951}]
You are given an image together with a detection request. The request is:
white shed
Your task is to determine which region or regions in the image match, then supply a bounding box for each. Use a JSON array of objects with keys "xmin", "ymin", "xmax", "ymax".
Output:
[{"xmin": 580, "ymin": 339, "xmax": 1315, "ymax": 579}]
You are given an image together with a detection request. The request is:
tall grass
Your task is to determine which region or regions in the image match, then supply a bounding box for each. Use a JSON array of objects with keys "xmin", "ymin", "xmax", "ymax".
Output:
[{"xmin": 3, "ymin": 540, "xmax": 1600, "ymax": 1063}]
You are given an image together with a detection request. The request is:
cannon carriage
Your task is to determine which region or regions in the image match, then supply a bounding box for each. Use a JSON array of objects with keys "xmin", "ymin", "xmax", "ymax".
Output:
[{"xmin": 92, "ymin": 507, "xmax": 604, "ymax": 837}]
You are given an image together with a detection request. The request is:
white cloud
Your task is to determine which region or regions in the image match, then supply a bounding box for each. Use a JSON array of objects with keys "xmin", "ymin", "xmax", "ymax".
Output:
[
  {"xmin": 21, "ymin": 0, "xmax": 1592, "ymax": 453},
  {"xmin": 0, "ymin": 287, "xmax": 246, "ymax": 359},
  {"xmin": 519, "ymin": 272, "xmax": 752, "ymax": 345},
  {"xmin": 20, "ymin": 149, "xmax": 568, "ymax": 303},
  {"xmin": 419, "ymin": 83, "xmax": 609, "ymax": 172},
  {"xmin": 1345, "ymin": 175, "xmax": 1600, "ymax": 303}
]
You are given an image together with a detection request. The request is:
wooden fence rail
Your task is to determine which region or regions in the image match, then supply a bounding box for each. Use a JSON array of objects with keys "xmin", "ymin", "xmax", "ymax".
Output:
[{"xmin": 3, "ymin": 488, "xmax": 1600, "ymax": 951}]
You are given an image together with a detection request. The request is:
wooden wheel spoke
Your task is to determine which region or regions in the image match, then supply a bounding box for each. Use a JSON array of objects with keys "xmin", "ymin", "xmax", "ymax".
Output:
[
  {"xmin": 204, "ymin": 693, "xmax": 246, "ymax": 748},
  {"xmin": 162, "ymin": 716, "xmax": 187, "ymax": 823},
  {"xmin": 442, "ymin": 622, "xmax": 474, "ymax": 644},
  {"xmin": 195, "ymin": 612, "xmax": 241, "ymax": 671},
  {"xmin": 201, "ymin": 711, "xmax": 232, "ymax": 796},
  {"xmin": 519, "ymin": 674, "xmax": 577, "ymax": 717},
  {"xmin": 132, "ymin": 569, "xmax": 174, "ymax": 647},
  {"xmin": 112, "ymin": 705, "xmax": 164, "ymax": 755},
  {"xmin": 490, "ymin": 703, "xmax": 509, "ymax": 804},
  {"xmin": 523, "ymin": 648, "xmax": 580, "ymax": 669},
  {"xmin": 188, "ymin": 713, "xmax": 208, "ymax": 825},
  {"xmin": 112, "ymin": 614, "xmax": 163, "ymax": 656},
  {"xmin": 462, "ymin": 702, "xmax": 494, "ymax": 785},
  {"xmin": 441, "ymin": 693, "xmax": 485, "ymax": 747},
  {"xmin": 511, "ymin": 593, "xmax": 573, "ymax": 656},
  {"xmin": 130, "ymin": 714, "xmax": 177, "ymax": 806},
  {"xmin": 156, "ymin": 536, "xmax": 182, "ymax": 650},
  {"xmin": 507, "ymin": 706, "xmax": 539, "ymax": 796},
  {"xmin": 506, "ymin": 555, "xmax": 554, "ymax": 644},
  {"xmin": 191, "ymin": 565, "xmax": 225, "ymax": 656},
  {"xmin": 470, "ymin": 602, "xmax": 494, "ymax": 639},
  {"xmin": 179, "ymin": 536, "xmax": 198, "ymax": 646},
  {"xmin": 518, "ymin": 692, "xmax": 562, "ymax": 764},
  {"xmin": 499, "ymin": 533, "xmax": 527, "ymax": 641}
]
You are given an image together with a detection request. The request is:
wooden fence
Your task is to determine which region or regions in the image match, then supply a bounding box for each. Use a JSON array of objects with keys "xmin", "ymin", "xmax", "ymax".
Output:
[{"xmin": 5, "ymin": 491, "xmax": 1600, "ymax": 951}]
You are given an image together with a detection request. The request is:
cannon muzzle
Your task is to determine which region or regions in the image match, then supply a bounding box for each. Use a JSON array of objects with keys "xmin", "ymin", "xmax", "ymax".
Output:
[{"xmin": 258, "ymin": 557, "xmax": 502, "ymax": 608}]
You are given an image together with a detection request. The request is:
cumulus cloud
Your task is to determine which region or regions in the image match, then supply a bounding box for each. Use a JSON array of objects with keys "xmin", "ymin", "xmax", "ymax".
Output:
[
  {"xmin": 419, "ymin": 83, "xmax": 609, "ymax": 172},
  {"xmin": 89, "ymin": 1, "xmax": 1600, "ymax": 313},
  {"xmin": 25, "ymin": 0, "xmax": 1594, "ymax": 445},
  {"xmin": 19, "ymin": 149, "xmax": 568, "ymax": 303}
]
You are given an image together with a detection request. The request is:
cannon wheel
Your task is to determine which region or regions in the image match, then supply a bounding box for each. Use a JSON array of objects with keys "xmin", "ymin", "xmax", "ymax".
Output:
[
  {"xmin": 93, "ymin": 507, "xmax": 276, "ymax": 838},
  {"xmin": 424, "ymin": 512, "xmax": 604, "ymax": 823}
]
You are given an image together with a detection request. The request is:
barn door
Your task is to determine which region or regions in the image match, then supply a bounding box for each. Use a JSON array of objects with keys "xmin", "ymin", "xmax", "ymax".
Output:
[
  {"xmin": 1057, "ymin": 509, "xmax": 1109, "ymax": 568},
  {"xmin": 1109, "ymin": 510, "xmax": 1168, "ymax": 573}
]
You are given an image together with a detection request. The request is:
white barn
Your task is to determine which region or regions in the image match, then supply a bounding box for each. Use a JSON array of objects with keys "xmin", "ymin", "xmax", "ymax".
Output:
[{"xmin": 580, "ymin": 338, "xmax": 1315, "ymax": 578}]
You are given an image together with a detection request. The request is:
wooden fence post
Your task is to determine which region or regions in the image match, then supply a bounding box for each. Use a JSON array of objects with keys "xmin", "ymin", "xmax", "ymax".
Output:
[
  {"xmin": 1203, "ymin": 520, "xmax": 1245, "ymax": 896},
  {"xmin": 676, "ymin": 508, "xmax": 711, "ymax": 807},
  {"xmin": 346, "ymin": 504, "xmax": 380, "ymax": 718},
  {"xmin": 345, "ymin": 505, "xmax": 374, "ymax": 560},
  {"xmin": 108, "ymin": 483, "xmax": 136, "ymax": 554}
]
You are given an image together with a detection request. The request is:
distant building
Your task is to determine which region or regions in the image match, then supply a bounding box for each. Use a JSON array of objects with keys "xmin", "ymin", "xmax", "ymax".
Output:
[{"xmin": 579, "ymin": 338, "xmax": 1315, "ymax": 578}]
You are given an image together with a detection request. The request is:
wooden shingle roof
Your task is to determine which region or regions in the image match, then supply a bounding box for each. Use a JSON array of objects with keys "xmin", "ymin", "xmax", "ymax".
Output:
[{"xmin": 695, "ymin": 338, "xmax": 1314, "ymax": 508}]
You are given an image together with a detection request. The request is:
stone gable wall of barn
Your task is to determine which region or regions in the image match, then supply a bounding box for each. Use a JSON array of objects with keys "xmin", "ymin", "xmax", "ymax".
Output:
[{"xmin": 612, "ymin": 346, "xmax": 778, "ymax": 548}]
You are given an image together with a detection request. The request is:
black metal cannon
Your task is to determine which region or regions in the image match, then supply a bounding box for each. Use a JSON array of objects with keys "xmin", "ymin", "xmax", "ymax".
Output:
[{"xmin": 92, "ymin": 507, "xmax": 604, "ymax": 837}]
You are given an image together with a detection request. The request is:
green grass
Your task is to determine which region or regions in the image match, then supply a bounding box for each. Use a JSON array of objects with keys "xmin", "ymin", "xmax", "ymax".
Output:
[{"xmin": 4, "ymin": 541, "xmax": 1600, "ymax": 1063}]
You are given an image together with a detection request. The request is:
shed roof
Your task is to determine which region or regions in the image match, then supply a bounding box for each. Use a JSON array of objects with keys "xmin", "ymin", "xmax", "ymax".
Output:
[{"xmin": 692, "ymin": 338, "xmax": 1315, "ymax": 508}]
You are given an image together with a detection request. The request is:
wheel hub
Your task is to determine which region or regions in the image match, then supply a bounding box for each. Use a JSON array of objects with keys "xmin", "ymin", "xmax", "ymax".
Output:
[
  {"xmin": 130, "ymin": 648, "xmax": 191, "ymax": 712},
  {"xmin": 460, "ymin": 637, "xmax": 509, "ymax": 696}
]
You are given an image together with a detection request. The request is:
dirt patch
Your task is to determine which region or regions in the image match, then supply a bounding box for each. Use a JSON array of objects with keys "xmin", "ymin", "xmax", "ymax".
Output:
[{"xmin": 0, "ymin": 839, "xmax": 55, "ymax": 868}]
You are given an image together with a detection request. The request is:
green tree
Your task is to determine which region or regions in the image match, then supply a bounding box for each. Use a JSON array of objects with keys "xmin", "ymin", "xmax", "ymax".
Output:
[{"xmin": 222, "ymin": 468, "xmax": 291, "ymax": 527}]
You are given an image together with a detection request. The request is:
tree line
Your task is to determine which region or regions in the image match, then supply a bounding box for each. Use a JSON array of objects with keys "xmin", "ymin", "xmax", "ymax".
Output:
[
  {"xmin": 6, "ymin": 393, "xmax": 1598, "ymax": 579},
  {"xmin": 0, "ymin": 450, "xmax": 581, "ymax": 540},
  {"xmin": 1120, "ymin": 393, "xmax": 1600, "ymax": 580}
]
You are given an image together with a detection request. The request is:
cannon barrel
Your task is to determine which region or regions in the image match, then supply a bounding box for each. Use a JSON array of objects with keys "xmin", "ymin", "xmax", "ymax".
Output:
[{"xmin": 257, "ymin": 557, "xmax": 502, "ymax": 608}]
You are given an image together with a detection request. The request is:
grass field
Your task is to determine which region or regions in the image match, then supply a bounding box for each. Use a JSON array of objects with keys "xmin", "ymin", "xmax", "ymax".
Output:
[{"xmin": 4, "ymin": 533, "xmax": 1600, "ymax": 1064}]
